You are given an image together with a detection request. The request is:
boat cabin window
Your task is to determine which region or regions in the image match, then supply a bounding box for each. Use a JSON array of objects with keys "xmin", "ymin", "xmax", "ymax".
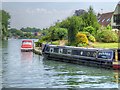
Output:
[
  {"xmin": 46, "ymin": 46, "xmax": 50, "ymax": 52},
  {"xmin": 23, "ymin": 42, "xmax": 32, "ymax": 45},
  {"xmin": 67, "ymin": 49, "xmax": 71, "ymax": 54},
  {"xmin": 72, "ymin": 50, "xmax": 80, "ymax": 55},
  {"xmin": 54, "ymin": 48, "xmax": 59, "ymax": 53},
  {"xmin": 63, "ymin": 49, "xmax": 67, "ymax": 54},
  {"xmin": 50, "ymin": 48, "xmax": 54, "ymax": 53},
  {"xmin": 59, "ymin": 49, "xmax": 63, "ymax": 54}
]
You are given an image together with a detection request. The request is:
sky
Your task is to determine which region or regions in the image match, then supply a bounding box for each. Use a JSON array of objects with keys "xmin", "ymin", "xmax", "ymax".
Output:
[{"xmin": 2, "ymin": 1, "xmax": 120, "ymax": 29}]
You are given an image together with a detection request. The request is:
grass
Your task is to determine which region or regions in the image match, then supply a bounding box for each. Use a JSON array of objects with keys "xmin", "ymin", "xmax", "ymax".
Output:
[
  {"xmin": 42, "ymin": 40, "xmax": 118, "ymax": 49},
  {"xmin": 92, "ymin": 42, "xmax": 118, "ymax": 49}
]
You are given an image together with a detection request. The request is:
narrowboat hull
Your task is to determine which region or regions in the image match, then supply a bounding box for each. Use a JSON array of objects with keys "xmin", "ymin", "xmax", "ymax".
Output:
[
  {"xmin": 113, "ymin": 61, "xmax": 120, "ymax": 69},
  {"xmin": 42, "ymin": 44, "xmax": 120, "ymax": 69},
  {"xmin": 43, "ymin": 52, "xmax": 113, "ymax": 69},
  {"xmin": 21, "ymin": 48, "xmax": 33, "ymax": 52}
]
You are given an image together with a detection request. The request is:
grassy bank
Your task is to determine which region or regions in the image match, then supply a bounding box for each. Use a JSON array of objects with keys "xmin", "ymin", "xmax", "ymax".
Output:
[
  {"xmin": 51, "ymin": 41, "xmax": 118, "ymax": 49},
  {"xmin": 36, "ymin": 40, "xmax": 118, "ymax": 49},
  {"xmin": 93, "ymin": 42, "xmax": 118, "ymax": 49}
]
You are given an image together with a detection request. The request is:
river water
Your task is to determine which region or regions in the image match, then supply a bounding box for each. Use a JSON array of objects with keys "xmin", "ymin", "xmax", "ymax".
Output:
[{"xmin": 1, "ymin": 39, "xmax": 120, "ymax": 88}]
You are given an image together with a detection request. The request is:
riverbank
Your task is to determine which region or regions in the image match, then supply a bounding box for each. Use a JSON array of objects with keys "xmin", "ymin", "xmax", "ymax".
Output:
[{"xmin": 33, "ymin": 47, "xmax": 42, "ymax": 55}]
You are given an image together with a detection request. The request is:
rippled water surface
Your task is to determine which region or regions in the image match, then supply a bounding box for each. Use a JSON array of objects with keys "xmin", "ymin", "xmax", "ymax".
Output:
[{"xmin": 1, "ymin": 39, "xmax": 120, "ymax": 88}]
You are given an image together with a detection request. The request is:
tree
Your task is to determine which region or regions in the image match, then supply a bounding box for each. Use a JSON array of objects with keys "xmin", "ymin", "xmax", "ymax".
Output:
[
  {"xmin": 56, "ymin": 28, "xmax": 68, "ymax": 40},
  {"xmin": 81, "ymin": 6, "xmax": 100, "ymax": 34},
  {"xmin": 0, "ymin": 10, "xmax": 11, "ymax": 40},
  {"xmin": 68, "ymin": 16, "xmax": 80, "ymax": 46},
  {"xmin": 48, "ymin": 26, "xmax": 68, "ymax": 41},
  {"xmin": 106, "ymin": 25, "xmax": 112, "ymax": 30},
  {"xmin": 83, "ymin": 26, "xmax": 95, "ymax": 35}
]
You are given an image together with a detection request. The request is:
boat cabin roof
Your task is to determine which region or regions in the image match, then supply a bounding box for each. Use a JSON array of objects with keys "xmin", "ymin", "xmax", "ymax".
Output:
[
  {"xmin": 48, "ymin": 44, "xmax": 113, "ymax": 51},
  {"xmin": 22, "ymin": 40, "xmax": 32, "ymax": 42}
]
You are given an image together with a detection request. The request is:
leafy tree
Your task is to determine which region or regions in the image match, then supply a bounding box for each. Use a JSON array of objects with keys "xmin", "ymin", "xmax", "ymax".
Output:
[
  {"xmin": 9, "ymin": 28, "xmax": 24, "ymax": 38},
  {"xmin": 68, "ymin": 16, "xmax": 81, "ymax": 45},
  {"xmin": 20, "ymin": 27, "xmax": 41, "ymax": 32},
  {"xmin": 0, "ymin": 10, "xmax": 11, "ymax": 40},
  {"xmin": 83, "ymin": 26, "xmax": 95, "ymax": 35},
  {"xmin": 56, "ymin": 28, "xmax": 68, "ymax": 40},
  {"xmin": 59, "ymin": 17, "xmax": 71, "ymax": 29},
  {"xmin": 48, "ymin": 26, "xmax": 68, "ymax": 41},
  {"xmin": 81, "ymin": 6, "xmax": 100, "ymax": 34},
  {"xmin": 106, "ymin": 25, "xmax": 112, "ymax": 30}
]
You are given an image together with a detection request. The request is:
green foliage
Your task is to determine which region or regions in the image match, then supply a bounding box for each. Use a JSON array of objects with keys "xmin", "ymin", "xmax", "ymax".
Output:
[
  {"xmin": 76, "ymin": 32, "xmax": 88, "ymax": 46},
  {"xmin": 51, "ymin": 41, "xmax": 59, "ymax": 45},
  {"xmin": 83, "ymin": 26, "xmax": 95, "ymax": 35},
  {"xmin": 49, "ymin": 27, "xmax": 68, "ymax": 41},
  {"xmin": 9, "ymin": 28, "xmax": 40, "ymax": 39},
  {"xmin": 56, "ymin": 28, "xmax": 68, "ymax": 40},
  {"xmin": 81, "ymin": 32, "xmax": 91, "ymax": 37},
  {"xmin": 81, "ymin": 6, "xmax": 100, "ymax": 33},
  {"xmin": 96, "ymin": 30, "xmax": 118, "ymax": 43},
  {"xmin": 35, "ymin": 39, "xmax": 44, "ymax": 47},
  {"xmin": 39, "ymin": 6, "xmax": 100, "ymax": 46},
  {"xmin": 20, "ymin": 27, "xmax": 41, "ymax": 32},
  {"xmin": 68, "ymin": 16, "xmax": 81, "ymax": 45},
  {"xmin": 88, "ymin": 35, "xmax": 96, "ymax": 42},
  {"xmin": 106, "ymin": 25, "xmax": 112, "ymax": 30},
  {"xmin": 0, "ymin": 10, "xmax": 11, "ymax": 40}
]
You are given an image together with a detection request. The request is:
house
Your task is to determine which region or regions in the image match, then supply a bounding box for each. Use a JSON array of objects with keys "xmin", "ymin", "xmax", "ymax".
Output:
[
  {"xmin": 98, "ymin": 12, "xmax": 113, "ymax": 27},
  {"xmin": 111, "ymin": 1, "xmax": 120, "ymax": 29},
  {"xmin": 98, "ymin": 1, "xmax": 120, "ymax": 29}
]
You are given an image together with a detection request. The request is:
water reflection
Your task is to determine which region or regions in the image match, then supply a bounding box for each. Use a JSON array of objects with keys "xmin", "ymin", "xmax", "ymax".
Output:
[
  {"xmin": 21, "ymin": 52, "xmax": 33, "ymax": 62},
  {"xmin": 43, "ymin": 59, "xmax": 118, "ymax": 88},
  {"xmin": 113, "ymin": 70, "xmax": 120, "ymax": 86}
]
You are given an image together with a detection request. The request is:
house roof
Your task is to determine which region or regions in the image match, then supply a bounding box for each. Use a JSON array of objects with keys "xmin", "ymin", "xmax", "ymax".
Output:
[
  {"xmin": 118, "ymin": 1, "xmax": 120, "ymax": 5},
  {"xmin": 98, "ymin": 12, "xmax": 113, "ymax": 27}
]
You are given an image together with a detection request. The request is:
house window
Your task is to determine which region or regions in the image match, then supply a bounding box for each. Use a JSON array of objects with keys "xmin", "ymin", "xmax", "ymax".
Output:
[
  {"xmin": 102, "ymin": 19, "xmax": 105, "ymax": 22},
  {"xmin": 113, "ymin": 14, "xmax": 120, "ymax": 24},
  {"xmin": 106, "ymin": 18, "xmax": 110, "ymax": 22},
  {"xmin": 98, "ymin": 19, "xmax": 101, "ymax": 22}
]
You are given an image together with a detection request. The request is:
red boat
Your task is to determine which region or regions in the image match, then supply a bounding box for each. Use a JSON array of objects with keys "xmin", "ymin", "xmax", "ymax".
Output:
[
  {"xmin": 21, "ymin": 40, "xmax": 33, "ymax": 51},
  {"xmin": 113, "ymin": 50, "xmax": 120, "ymax": 69}
]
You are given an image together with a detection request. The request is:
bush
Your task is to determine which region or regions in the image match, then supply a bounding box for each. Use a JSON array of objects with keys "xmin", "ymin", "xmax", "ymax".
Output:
[
  {"xmin": 81, "ymin": 32, "xmax": 96, "ymax": 42},
  {"xmin": 81, "ymin": 32, "xmax": 91, "ymax": 37},
  {"xmin": 88, "ymin": 35, "xmax": 96, "ymax": 42},
  {"xmin": 35, "ymin": 39, "xmax": 43, "ymax": 47},
  {"xmin": 76, "ymin": 32, "xmax": 89, "ymax": 46},
  {"xmin": 51, "ymin": 41, "xmax": 59, "ymax": 45},
  {"xmin": 96, "ymin": 30, "xmax": 118, "ymax": 43},
  {"xmin": 83, "ymin": 26, "xmax": 96, "ymax": 35}
]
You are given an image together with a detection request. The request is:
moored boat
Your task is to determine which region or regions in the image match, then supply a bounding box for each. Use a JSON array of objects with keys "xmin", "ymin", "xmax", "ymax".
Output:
[
  {"xmin": 42, "ymin": 44, "xmax": 120, "ymax": 69},
  {"xmin": 21, "ymin": 40, "xmax": 33, "ymax": 51}
]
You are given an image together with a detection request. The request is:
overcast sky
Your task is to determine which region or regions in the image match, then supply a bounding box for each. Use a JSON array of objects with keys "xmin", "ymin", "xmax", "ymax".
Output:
[{"xmin": 2, "ymin": 1, "xmax": 120, "ymax": 29}]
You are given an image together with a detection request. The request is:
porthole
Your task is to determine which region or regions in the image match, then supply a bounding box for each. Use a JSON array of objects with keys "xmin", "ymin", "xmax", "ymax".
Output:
[
  {"xmin": 87, "ymin": 52, "xmax": 90, "ymax": 57},
  {"xmin": 80, "ymin": 51, "xmax": 83, "ymax": 55},
  {"xmin": 93, "ymin": 52, "xmax": 97, "ymax": 57},
  {"xmin": 50, "ymin": 48, "xmax": 54, "ymax": 53}
]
